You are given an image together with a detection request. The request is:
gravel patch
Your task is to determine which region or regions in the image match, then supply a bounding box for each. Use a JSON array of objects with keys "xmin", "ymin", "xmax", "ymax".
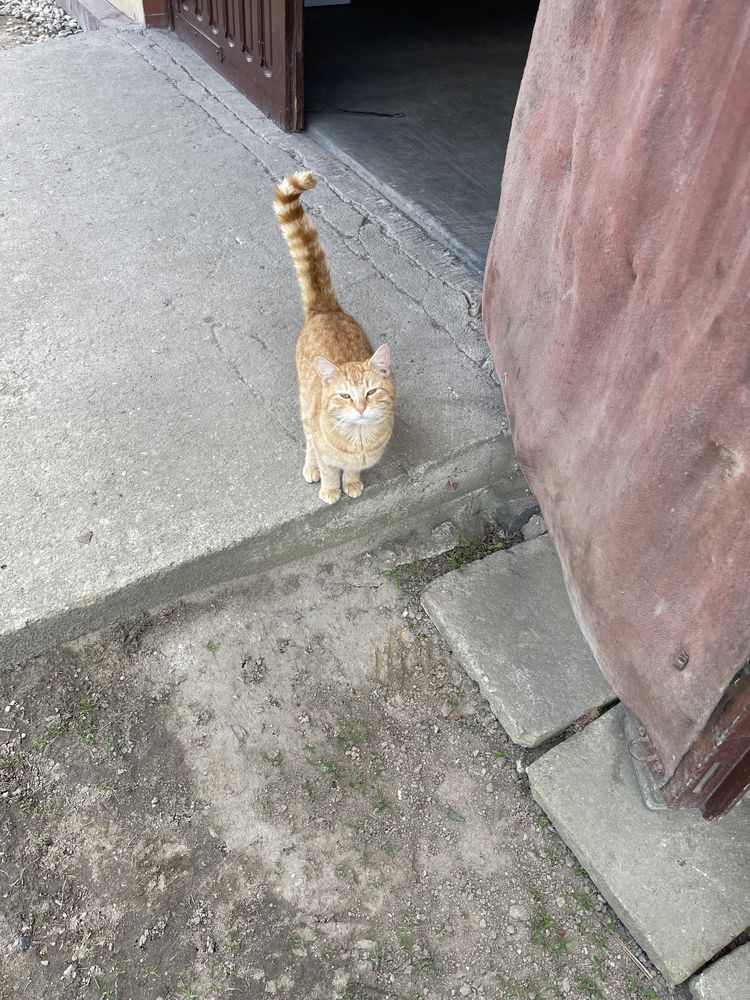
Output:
[{"xmin": 0, "ymin": 0, "xmax": 81, "ymax": 42}]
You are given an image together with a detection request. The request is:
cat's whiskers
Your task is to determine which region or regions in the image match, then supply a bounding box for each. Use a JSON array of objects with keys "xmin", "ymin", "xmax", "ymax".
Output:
[{"xmin": 335, "ymin": 415, "xmax": 380, "ymax": 437}]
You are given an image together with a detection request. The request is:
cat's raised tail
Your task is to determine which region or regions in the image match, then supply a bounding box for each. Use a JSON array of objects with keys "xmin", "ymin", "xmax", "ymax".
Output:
[{"xmin": 274, "ymin": 171, "xmax": 340, "ymax": 320}]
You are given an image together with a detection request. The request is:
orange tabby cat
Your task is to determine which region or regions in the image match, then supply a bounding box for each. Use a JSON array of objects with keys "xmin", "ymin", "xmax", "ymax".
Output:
[{"xmin": 274, "ymin": 171, "xmax": 395, "ymax": 505}]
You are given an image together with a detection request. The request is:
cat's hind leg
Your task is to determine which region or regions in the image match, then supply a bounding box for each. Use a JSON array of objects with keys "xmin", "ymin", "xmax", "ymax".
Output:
[{"xmin": 342, "ymin": 468, "xmax": 364, "ymax": 498}]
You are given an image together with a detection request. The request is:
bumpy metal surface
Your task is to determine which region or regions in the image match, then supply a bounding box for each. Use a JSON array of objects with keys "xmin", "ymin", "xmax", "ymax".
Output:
[{"xmin": 484, "ymin": 0, "xmax": 750, "ymax": 804}]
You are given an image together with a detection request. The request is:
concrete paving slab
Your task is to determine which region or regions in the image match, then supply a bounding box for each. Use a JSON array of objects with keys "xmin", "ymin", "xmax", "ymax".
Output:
[
  {"xmin": 0, "ymin": 27, "xmax": 517, "ymax": 664},
  {"xmin": 421, "ymin": 535, "xmax": 614, "ymax": 746},
  {"xmin": 689, "ymin": 943, "xmax": 750, "ymax": 1000},
  {"xmin": 528, "ymin": 705, "xmax": 750, "ymax": 985}
]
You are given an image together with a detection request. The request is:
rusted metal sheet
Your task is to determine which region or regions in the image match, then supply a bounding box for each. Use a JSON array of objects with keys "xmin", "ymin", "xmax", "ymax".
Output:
[
  {"xmin": 171, "ymin": 0, "xmax": 303, "ymax": 131},
  {"xmin": 483, "ymin": 0, "xmax": 750, "ymax": 815}
]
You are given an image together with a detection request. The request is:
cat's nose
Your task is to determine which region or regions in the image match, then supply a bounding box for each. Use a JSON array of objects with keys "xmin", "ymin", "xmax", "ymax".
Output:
[{"xmin": 355, "ymin": 405, "xmax": 365, "ymax": 415}]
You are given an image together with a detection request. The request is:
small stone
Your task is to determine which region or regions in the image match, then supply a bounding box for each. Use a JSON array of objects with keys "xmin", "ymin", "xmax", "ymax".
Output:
[
  {"xmin": 459, "ymin": 986, "xmax": 471, "ymax": 997},
  {"xmin": 522, "ymin": 514, "xmax": 548, "ymax": 541},
  {"xmin": 431, "ymin": 521, "xmax": 459, "ymax": 552},
  {"xmin": 353, "ymin": 939, "xmax": 376, "ymax": 951}
]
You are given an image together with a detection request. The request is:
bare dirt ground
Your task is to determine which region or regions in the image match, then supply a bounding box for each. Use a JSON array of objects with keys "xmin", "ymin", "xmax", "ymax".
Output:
[{"xmin": 1, "ymin": 526, "xmax": 688, "ymax": 1000}]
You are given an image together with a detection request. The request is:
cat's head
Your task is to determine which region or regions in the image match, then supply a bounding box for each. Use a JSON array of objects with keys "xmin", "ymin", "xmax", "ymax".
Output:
[{"xmin": 315, "ymin": 344, "xmax": 394, "ymax": 428}]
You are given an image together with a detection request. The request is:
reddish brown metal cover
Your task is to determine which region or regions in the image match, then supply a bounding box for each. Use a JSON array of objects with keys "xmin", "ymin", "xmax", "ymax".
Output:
[
  {"xmin": 483, "ymin": 0, "xmax": 750, "ymax": 814},
  {"xmin": 172, "ymin": 0, "xmax": 303, "ymax": 131}
]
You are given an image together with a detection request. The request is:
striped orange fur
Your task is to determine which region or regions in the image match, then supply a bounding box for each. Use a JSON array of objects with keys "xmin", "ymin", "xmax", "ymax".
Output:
[
  {"xmin": 275, "ymin": 171, "xmax": 395, "ymax": 505},
  {"xmin": 273, "ymin": 170, "xmax": 339, "ymax": 318}
]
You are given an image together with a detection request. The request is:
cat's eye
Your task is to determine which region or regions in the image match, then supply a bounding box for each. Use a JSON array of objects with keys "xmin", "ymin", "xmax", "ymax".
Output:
[
  {"xmin": 339, "ymin": 393, "xmax": 351, "ymax": 399},
  {"xmin": 366, "ymin": 388, "xmax": 378, "ymax": 397}
]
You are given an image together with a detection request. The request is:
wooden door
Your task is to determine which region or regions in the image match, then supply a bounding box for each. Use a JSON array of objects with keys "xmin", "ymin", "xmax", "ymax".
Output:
[{"xmin": 171, "ymin": 0, "xmax": 303, "ymax": 131}]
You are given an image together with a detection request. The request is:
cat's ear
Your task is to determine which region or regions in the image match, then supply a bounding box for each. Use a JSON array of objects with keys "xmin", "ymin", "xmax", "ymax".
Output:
[
  {"xmin": 314, "ymin": 356, "xmax": 340, "ymax": 384},
  {"xmin": 369, "ymin": 344, "xmax": 391, "ymax": 376}
]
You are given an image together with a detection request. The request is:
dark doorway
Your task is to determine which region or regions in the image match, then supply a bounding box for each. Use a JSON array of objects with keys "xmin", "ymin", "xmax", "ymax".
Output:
[{"xmin": 305, "ymin": 1, "xmax": 538, "ymax": 272}]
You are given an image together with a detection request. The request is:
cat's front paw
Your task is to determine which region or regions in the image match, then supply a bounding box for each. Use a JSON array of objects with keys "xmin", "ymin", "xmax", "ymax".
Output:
[
  {"xmin": 343, "ymin": 478, "xmax": 364, "ymax": 498},
  {"xmin": 319, "ymin": 486, "xmax": 341, "ymax": 505},
  {"xmin": 303, "ymin": 463, "xmax": 320, "ymax": 483}
]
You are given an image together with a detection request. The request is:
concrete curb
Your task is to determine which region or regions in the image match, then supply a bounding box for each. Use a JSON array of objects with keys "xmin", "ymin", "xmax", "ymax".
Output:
[
  {"xmin": 57, "ymin": 0, "xmax": 132, "ymax": 30},
  {"xmin": 3, "ymin": 439, "xmax": 522, "ymax": 667}
]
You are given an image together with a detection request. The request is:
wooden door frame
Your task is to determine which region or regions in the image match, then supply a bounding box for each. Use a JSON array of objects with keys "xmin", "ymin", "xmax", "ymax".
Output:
[
  {"xmin": 149, "ymin": 0, "xmax": 303, "ymax": 132},
  {"xmin": 144, "ymin": 0, "xmax": 169, "ymax": 28},
  {"xmin": 285, "ymin": 0, "xmax": 304, "ymax": 131}
]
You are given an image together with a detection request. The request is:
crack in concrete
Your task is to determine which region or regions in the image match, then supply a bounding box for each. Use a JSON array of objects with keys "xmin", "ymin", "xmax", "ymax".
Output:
[
  {"xmin": 319, "ymin": 187, "xmax": 485, "ymax": 323},
  {"xmin": 207, "ymin": 324, "xmax": 299, "ymax": 448},
  {"xmin": 351, "ymin": 230, "xmax": 484, "ymax": 373}
]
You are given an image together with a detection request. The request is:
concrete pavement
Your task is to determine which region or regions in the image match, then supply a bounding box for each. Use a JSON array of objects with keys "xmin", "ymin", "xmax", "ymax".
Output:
[
  {"xmin": 422, "ymin": 535, "xmax": 615, "ymax": 747},
  {"xmin": 689, "ymin": 943, "xmax": 750, "ymax": 1000},
  {"xmin": 0, "ymin": 27, "xmax": 519, "ymax": 664},
  {"xmin": 528, "ymin": 705, "xmax": 750, "ymax": 985}
]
